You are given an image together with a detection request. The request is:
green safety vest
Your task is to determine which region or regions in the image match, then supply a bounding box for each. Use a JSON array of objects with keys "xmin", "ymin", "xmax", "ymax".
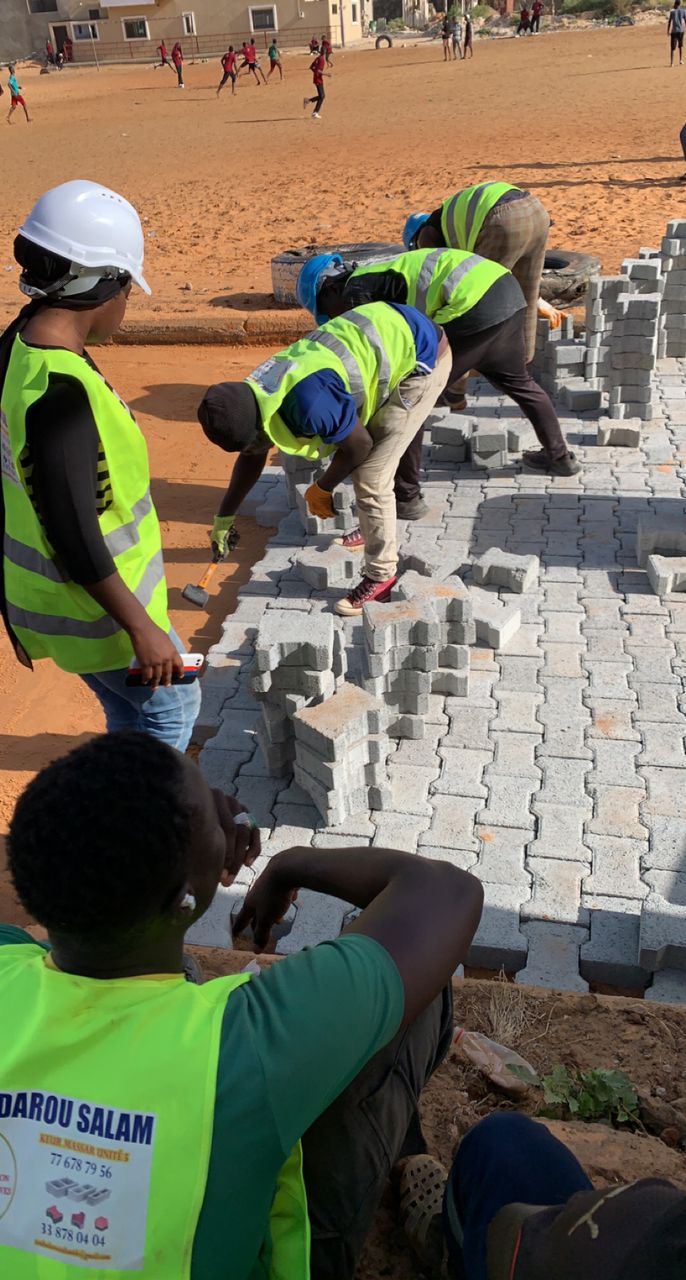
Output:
[
  {"xmin": 0, "ymin": 943, "xmax": 310, "ymax": 1279},
  {"xmin": 349, "ymin": 249, "xmax": 508, "ymax": 328},
  {"xmin": 440, "ymin": 182, "xmax": 520, "ymax": 253},
  {"xmin": 247, "ymin": 302, "xmax": 420, "ymax": 460},
  {"xmin": 1, "ymin": 337, "xmax": 169, "ymax": 674}
]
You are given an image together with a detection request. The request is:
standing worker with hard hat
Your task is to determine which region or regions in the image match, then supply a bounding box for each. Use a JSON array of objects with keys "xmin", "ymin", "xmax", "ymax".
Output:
[
  {"xmin": 198, "ymin": 301, "xmax": 451, "ymax": 616},
  {"xmin": 403, "ymin": 184, "xmax": 563, "ymax": 459},
  {"xmin": 299, "ymin": 249, "xmax": 579, "ymax": 513},
  {"xmin": 0, "ymin": 180, "xmax": 200, "ymax": 749}
]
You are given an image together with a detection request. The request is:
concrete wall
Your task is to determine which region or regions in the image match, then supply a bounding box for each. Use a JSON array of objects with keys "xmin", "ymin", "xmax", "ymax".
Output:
[
  {"xmin": 29, "ymin": 0, "xmax": 362, "ymax": 62},
  {"xmin": 2, "ymin": 0, "xmax": 34, "ymax": 62}
]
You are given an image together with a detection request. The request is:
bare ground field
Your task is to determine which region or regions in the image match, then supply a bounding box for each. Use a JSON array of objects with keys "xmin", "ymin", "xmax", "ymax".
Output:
[{"xmin": 1, "ymin": 25, "xmax": 685, "ymax": 325}]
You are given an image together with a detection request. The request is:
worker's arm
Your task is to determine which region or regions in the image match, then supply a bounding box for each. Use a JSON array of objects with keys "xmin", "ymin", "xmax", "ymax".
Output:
[
  {"xmin": 235, "ymin": 845, "xmax": 483, "ymax": 1026},
  {"xmin": 26, "ymin": 378, "xmax": 181, "ymax": 688},
  {"xmin": 217, "ymin": 449, "xmax": 268, "ymax": 517},
  {"xmin": 317, "ymin": 420, "xmax": 373, "ymax": 490}
]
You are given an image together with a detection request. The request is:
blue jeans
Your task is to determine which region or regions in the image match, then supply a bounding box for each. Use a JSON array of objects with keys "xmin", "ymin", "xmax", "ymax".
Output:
[
  {"xmin": 80, "ymin": 630, "xmax": 201, "ymax": 753},
  {"xmin": 443, "ymin": 1113, "xmax": 593, "ymax": 1280}
]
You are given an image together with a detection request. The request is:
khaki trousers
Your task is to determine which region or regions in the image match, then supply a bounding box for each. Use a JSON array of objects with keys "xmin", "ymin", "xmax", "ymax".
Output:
[{"xmin": 352, "ymin": 345, "xmax": 451, "ymax": 582}]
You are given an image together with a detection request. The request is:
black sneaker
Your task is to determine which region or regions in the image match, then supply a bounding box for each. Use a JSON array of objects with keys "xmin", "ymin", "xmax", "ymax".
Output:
[
  {"xmin": 396, "ymin": 497, "xmax": 428, "ymax": 520},
  {"xmin": 522, "ymin": 449, "xmax": 581, "ymax": 477}
]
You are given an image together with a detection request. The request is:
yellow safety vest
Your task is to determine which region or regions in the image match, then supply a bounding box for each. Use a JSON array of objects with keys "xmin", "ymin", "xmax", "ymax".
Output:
[
  {"xmin": 440, "ymin": 183, "xmax": 521, "ymax": 253},
  {"xmin": 349, "ymin": 249, "xmax": 508, "ymax": 328},
  {"xmin": 1, "ymin": 337, "xmax": 169, "ymax": 674},
  {"xmin": 0, "ymin": 943, "xmax": 310, "ymax": 1279},
  {"xmin": 247, "ymin": 302, "xmax": 421, "ymax": 460}
]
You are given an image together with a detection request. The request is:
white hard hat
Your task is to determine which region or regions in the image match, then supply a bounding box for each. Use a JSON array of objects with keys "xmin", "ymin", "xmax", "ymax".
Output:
[{"xmin": 18, "ymin": 180, "xmax": 151, "ymax": 296}]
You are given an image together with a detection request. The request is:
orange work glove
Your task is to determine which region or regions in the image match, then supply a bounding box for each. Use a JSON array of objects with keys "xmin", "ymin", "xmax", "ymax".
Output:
[
  {"xmin": 305, "ymin": 482, "xmax": 335, "ymax": 520},
  {"xmin": 537, "ymin": 298, "xmax": 568, "ymax": 330}
]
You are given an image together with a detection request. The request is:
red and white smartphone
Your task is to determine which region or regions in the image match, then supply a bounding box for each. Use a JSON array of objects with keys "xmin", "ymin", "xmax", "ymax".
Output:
[{"xmin": 125, "ymin": 653, "xmax": 204, "ymax": 687}]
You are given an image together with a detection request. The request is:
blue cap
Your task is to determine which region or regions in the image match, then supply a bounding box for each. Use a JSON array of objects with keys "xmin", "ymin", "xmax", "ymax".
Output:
[
  {"xmin": 402, "ymin": 213, "xmax": 430, "ymax": 251},
  {"xmin": 296, "ymin": 253, "xmax": 344, "ymax": 324}
]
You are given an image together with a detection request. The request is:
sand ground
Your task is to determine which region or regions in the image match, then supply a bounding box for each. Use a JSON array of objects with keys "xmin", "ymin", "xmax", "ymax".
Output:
[{"xmin": 1, "ymin": 24, "xmax": 685, "ymax": 326}]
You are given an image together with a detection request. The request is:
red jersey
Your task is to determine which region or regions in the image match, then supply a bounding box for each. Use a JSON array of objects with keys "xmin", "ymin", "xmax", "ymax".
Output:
[
  {"xmin": 321, "ymin": 38, "xmax": 332, "ymax": 52},
  {"xmin": 245, "ymin": 44, "xmax": 257, "ymax": 63},
  {"xmin": 532, "ymin": 2, "xmax": 543, "ymax": 13},
  {"xmin": 520, "ymin": 8, "xmax": 529, "ymax": 17},
  {"xmin": 222, "ymin": 50, "xmax": 236, "ymax": 71},
  {"xmin": 171, "ymin": 44, "xmax": 183, "ymax": 65},
  {"xmin": 311, "ymin": 54, "xmax": 326, "ymax": 84},
  {"xmin": 158, "ymin": 43, "xmax": 167, "ymax": 56}
]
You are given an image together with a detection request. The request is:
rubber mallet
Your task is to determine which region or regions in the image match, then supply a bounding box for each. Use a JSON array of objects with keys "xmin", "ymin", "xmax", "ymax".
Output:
[{"xmin": 182, "ymin": 561, "xmax": 220, "ymax": 609}]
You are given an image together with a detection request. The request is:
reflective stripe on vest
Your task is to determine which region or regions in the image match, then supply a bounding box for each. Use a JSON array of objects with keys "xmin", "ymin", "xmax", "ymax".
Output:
[
  {"xmin": 1, "ymin": 337, "xmax": 170, "ymax": 674},
  {"xmin": 440, "ymin": 182, "xmax": 520, "ymax": 252},
  {"xmin": 6, "ymin": 550, "xmax": 165, "ymax": 640},
  {"xmin": 247, "ymin": 303, "xmax": 419, "ymax": 459},
  {"xmin": 4, "ymin": 489, "xmax": 155, "ymax": 582},
  {"xmin": 309, "ymin": 309, "xmax": 392, "ymax": 409},
  {"xmin": 348, "ymin": 250, "xmax": 509, "ymax": 329},
  {"xmin": 0, "ymin": 945, "xmax": 310, "ymax": 1279}
]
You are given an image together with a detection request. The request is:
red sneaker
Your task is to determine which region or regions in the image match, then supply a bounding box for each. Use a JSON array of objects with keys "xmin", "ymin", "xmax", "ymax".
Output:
[
  {"xmin": 335, "ymin": 574, "xmax": 397, "ymax": 616},
  {"xmin": 334, "ymin": 527, "xmax": 365, "ymax": 550}
]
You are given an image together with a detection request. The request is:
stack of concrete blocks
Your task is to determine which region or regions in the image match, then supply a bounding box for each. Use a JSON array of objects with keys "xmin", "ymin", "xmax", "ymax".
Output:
[
  {"xmin": 294, "ymin": 479, "xmax": 358, "ymax": 538},
  {"xmin": 249, "ymin": 610, "xmax": 346, "ymax": 776},
  {"xmin": 360, "ymin": 597, "xmax": 440, "ymax": 739},
  {"xmin": 659, "ymin": 219, "xmax": 686, "ymax": 359},
  {"xmin": 607, "ymin": 286, "xmax": 663, "ymax": 422},
  {"xmin": 352, "ymin": 573, "xmax": 474, "ymax": 737},
  {"xmin": 279, "ymin": 451, "xmax": 324, "ymax": 510},
  {"xmin": 583, "ymin": 275, "xmax": 624, "ymax": 393},
  {"xmin": 427, "ymin": 409, "xmax": 474, "ymax": 466},
  {"xmin": 291, "ymin": 682, "xmax": 392, "ymax": 825}
]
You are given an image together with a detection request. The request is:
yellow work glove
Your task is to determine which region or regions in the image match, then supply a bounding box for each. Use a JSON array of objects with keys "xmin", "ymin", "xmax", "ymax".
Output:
[
  {"xmin": 211, "ymin": 514, "xmax": 240, "ymax": 562},
  {"xmin": 537, "ymin": 299, "xmax": 568, "ymax": 330},
  {"xmin": 305, "ymin": 482, "xmax": 335, "ymax": 520}
]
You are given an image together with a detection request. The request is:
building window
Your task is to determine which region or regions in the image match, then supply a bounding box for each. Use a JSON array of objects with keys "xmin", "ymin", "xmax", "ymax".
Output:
[
  {"xmin": 28, "ymin": 0, "xmax": 58, "ymax": 13},
  {"xmin": 72, "ymin": 21, "xmax": 99, "ymax": 39},
  {"xmin": 351, "ymin": 3, "xmax": 357, "ymax": 17},
  {"xmin": 182, "ymin": 11, "xmax": 196, "ymax": 34},
  {"xmin": 249, "ymin": 5, "xmax": 277, "ymax": 31},
  {"xmin": 122, "ymin": 18, "xmax": 150, "ymax": 39},
  {"xmin": 331, "ymin": 4, "xmax": 337, "ymax": 12},
  {"xmin": 88, "ymin": 7, "xmax": 101, "ymax": 17}
]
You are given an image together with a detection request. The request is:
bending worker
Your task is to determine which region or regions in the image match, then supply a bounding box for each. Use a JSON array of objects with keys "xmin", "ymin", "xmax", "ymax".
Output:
[
  {"xmin": 0, "ymin": 180, "xmax": 200, "ymax": 749},
  {"xmin": 198, "ymin": 301, "xmax": 451, "ymax": 616},
  {"xmin": 298, "ymin": 249, "xmax": 580, "ymax": 491},
  {"xmin": 403, "ymin": 181, "xmax": 559, "ymax": 368}
]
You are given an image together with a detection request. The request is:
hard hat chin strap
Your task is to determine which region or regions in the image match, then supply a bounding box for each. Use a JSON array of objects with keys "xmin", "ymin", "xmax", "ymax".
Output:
[{"xmin": 19, "ymin": 263, "xmax": 128, "ymax": 305}]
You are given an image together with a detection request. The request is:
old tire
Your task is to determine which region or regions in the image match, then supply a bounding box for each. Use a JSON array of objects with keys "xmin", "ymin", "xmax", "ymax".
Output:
[
  {"xmin": 541, "ymin": 249, "xmax": 601, "ymax": 307},
  {"xmin": 272, "ymin": 240, "xmax": 403, "ymax": 307},
  {"xmin": 375, "ymin": 34, "xmax": 393, "ymax": 47}
]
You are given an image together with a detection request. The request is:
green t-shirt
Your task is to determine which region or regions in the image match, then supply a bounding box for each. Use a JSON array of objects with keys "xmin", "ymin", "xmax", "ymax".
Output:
[
  {"xmin": 268, "ymin": 44, "xmax": 279, "ymax": 59},
  {"xmin": 0, "ymin": 924, "xmax": 403, "ymax": 1279}
]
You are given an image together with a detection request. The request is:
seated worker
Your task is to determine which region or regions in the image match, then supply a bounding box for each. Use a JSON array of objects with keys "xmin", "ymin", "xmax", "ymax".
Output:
[
  {"xmin": 198, "ymin": 301, "xmax": 451, "ymax": 615},
  {"xmin": 403, "ymin": 182, "xmax": 561, "ymax": 372},
  {"xmin": 0, "ymin": 181, "xmax": 200, "ymax": 749},
  {"xmin": 398, "ymin": 1112, "xmax": 686, "ymax": 1279},
  {"xmin": 299, "ymin": 251, "xmax": 579, "ymax": 533},
  {"xmin": 1, "ymin": 731, "xmax": 484, "ymax": 1279}
]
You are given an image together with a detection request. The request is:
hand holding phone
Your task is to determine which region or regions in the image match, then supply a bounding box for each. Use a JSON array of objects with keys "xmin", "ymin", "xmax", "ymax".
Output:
[{"xmin": 126, "ymin": 652, "xmax": 204, "ymax": 687}]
